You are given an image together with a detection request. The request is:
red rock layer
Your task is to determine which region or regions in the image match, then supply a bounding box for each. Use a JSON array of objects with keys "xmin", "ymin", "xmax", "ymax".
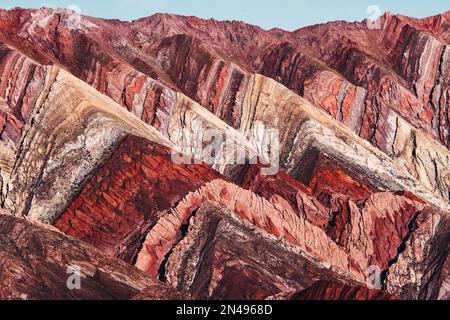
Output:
[
  {"xmin": 0, "ymin": 9, "xmax": 448, "ymax": 208},
  {"xmin": 302, "ymin": 156, "xmax": 433, "ymax": 274},
  {"xmin": 238, "ymin": 164, "xmax": 331, "ymax": 230},
  {"xmin": 386, "ymin": 206, "xmax": 449, "ymax": 299},
  {"xmin": 305, "ymin": 155, "xmax": 375, "ymax": 199},
  {"xmin": 236, "ymin": 159, "xmax": 445, "ymax": 286},
  {"xmin": 0, "ymin": 43, "xmax": 47, "ymax": 146},
  {"xmin": 149, "ymin": 34, "xmax": 249, "ymax": 128},
  {"xmin": 0, "ymin": 8, "xmax": 447, "ymax": 301},
  {"xmin": 0, "ymin": 9, "xmax": 181, "ymax": 134},
  {"xmin": 137, "ymin": 11, "xmax": 450, "ymax": 150},
  {"xmin": 0, "ymin": 213, "xmax": 184, "ymax": 300},
  {"xmin": 1, "ymin": 8, "xmax": 448, "ymax": 150},
  {"xmin": 415, "ymin": 211, "xmax": 449, "ymax": 300},
  {"xmin": 135, "ymin": 179, "xmax": 359, "ymax": 281},
  {"xmin": 378, "ymin": 13, "xmax": 450, "ymax": 147},
  {"xmin": 163, "ymin": 203, "xmax": 352, "ymax": 300},
  {"xmin": 54, "ymin": 135, "xmax": 222, "ymax": 264},
  {"xmin": 289, "ymin": 280, "xmax": 401, "ymax": 300}
]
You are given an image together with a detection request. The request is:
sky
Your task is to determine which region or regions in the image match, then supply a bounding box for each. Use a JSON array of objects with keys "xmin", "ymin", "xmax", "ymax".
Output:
[{"xmin": 1, "ymin": 0, "xmax": 449, "ymax": 31}]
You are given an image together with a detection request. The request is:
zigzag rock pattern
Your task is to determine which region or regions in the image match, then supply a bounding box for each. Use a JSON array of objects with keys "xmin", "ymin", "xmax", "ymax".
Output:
[{"xmin": 0, "ymin": 7, "xmax": 448, "ymax": 300}]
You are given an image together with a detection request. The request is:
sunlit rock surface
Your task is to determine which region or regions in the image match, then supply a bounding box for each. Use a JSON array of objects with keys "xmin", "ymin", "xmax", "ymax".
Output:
[{"xmin": 0, "ymin": 7, "xmax": 448, "ymax": 300}]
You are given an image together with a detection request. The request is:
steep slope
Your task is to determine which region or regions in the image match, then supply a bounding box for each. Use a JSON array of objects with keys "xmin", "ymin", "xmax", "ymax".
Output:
[
  {"xmin": 1, "ymin": 63, "xmax": 175, "ymax": 223},
  {"xmin": 0, "ymin": 212, "xmax": 185, "ymax": 300},
  {"xmin": 1, "ymin": 8, "xmax": 448, "ymax": 149},
  {"xmin": 162, "ymin": 203, "xmax": 352, "ymax": 300},
  {"xmin": 0, "ymin": 8, "xmax": 448, "ymax": 205},
  {"xmin": 54, "ymin": 135, "xmax": 222, "ymax": 264},
  {"xmin": 118, "ymin": 11, "xmax": 450, "ymax": 151},
  {"xmin": 0, "ymin": 7, "xmax": 448, "ymax": 301}
]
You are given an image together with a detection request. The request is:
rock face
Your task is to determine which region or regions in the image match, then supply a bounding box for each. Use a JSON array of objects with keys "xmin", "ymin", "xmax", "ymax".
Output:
[
  {"xmin": 0, "ymin": 8, "xmax": 448, "ymax": 203},
  {"xmin": 54, "ymin": 135, "xmax": 221, "ymax": 264},
  {"xmin": 0, "ymin": 7, "xmax": 448, "ymax": 300},
  {"xmin": 135, "ymin": 180, "xmax": 359, "ymax": 282},
  {"xmin": 163, "ymin": 203, "xmax": 352, "ymax": 300},
  {"xmin": 283, "ymin": 281, "xmax": 401, "ymax": 300},
  {"xmin": 2, "ymin": 66, "xmax": 175, "ymax": 223},
  {"xmin": 386, "ymin": 206, "xmax": 449, "ymax": 300},
  {"xmin": 0, "ymin": 213, "xmax": 184, "ymax": 300}
]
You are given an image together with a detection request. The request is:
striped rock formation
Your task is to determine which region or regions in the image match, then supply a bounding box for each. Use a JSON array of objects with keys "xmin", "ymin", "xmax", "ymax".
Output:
[
  {"xmin": 0, "ymin": 7, "xmax": 448, "ymax": 300},
  {"xmin": 0, "ymin": 212, "xmax": 185, "ymax": 300}
]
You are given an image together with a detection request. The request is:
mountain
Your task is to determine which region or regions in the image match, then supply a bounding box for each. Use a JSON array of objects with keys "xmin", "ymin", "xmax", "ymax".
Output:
[{"xmin": 0, "ymin": 7, "xmax": 448, "ymax": 300}]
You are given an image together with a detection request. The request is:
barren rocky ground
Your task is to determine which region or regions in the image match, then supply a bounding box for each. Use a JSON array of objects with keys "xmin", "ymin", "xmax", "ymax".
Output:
[{"xmin": 0, "ymin": 7, "xmax": 448, "ymax": 300}]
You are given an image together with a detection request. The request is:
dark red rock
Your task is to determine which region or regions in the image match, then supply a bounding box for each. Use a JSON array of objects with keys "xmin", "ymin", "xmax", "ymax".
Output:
[
  {"xmin": 161, "ymin": 203, "xmax": 352, "ymax": 300},
  {"xmin": 307, "ymin": 156, "xmax": 375, "ymax": 201},
  {"xmin": 239, "ymin": 164, "xmax": 331, "ymax": 230},
  {"xmin": 0, "ymin": 7, "xmax": 448, "ymax": 301},
  {"xmin": 0, "ymin": 213, "xmax": 183, "ymax": 300},
  {"xmin": 0, "ymin": 43, "xmax": 47, "ymax": 146},
  {"xmin": 289, "ymin": 280, "xmax": 401, "ymax": 300},
  {"xmin": 54, "ymin": 135, "xmax": 222, "ymax": 264},
  {"xmin": 1, "ymin": 8, "xmax": 448, "ymax": 150}
]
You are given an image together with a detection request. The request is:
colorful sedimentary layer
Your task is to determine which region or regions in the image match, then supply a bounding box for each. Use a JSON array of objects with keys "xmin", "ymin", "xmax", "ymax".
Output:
[
  {"xmin": 0, "ymin": 213, "xmax": 185, "ymax": 300},
  {"xmin": 0, "ymin": 7, "xmax": 448, "ymax": 300},
  {"xmin": 163, "ymin": 203, "xmax": 352, "ymax": 300},
  {"xmin": 54, "ymin": 135, "xmax": 221, "ymax": 263},
  {"xmin": 2, "ymin": 66, "xmax": 175, "ymax": 223},
  {"xmin": 280, "ymin": 280, "xmax": 401, "ymax": 300}
]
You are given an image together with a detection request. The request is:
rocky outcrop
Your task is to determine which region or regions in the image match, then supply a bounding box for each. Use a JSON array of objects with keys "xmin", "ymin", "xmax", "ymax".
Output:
[
  {"xmin": 241, "ymin": 75, "xmax": 449, "ymax": 209},
  {"xmin": 128, "ymin": 12, "xmax": 450, "ymax": 153},
  {"xmin": 131, "ymin": 286, "xmax": 189, "ymax": 300},
  {"xmin": 0, "ymin": 213, "xmax": 183, "ymax": 300},
  {"xmin": 134, "ymin": 178, "xmax": 450, "ymax": 296},
  {"xmin": 0, "ymin": 7, "xmax": 448, "ymax": 301},
  {"xmin": 54, "ymin": 135, "xmax": 221, "ymax": 264},
  {"xmin": 282, "ymin": 280, "xmax": 401, "ymax": 300},
  {"xmin": 238, "ymin": 156, "xmax": 448, "ymax": 293},
  {"xmin": 134, "ymin": 180, "xmax": 363, "ymax": 282},
  {"xmin": 239, "ymin": 164, "xmax": 332, "ymax": 229},
  {"xmin": 386, "ymin": 206, "xmax": 449, "ymax": 299},
  {"xmin": 0, "ymin": 43, "xmax": 47, "ymax": 147},
  {"xmin": 2, "ymin": 8, "xmax": 448, "ymax": 150},
  {"xmin": 0, "ymin": 8, "xmax": 448, "ymax": 206},
  {"xmin": 2, "ymin": 66, "xmax": 175, "ymax": 223},
  {"xmin": 163, "ymin": 203, "xmax": 352, "ymax": 300}
]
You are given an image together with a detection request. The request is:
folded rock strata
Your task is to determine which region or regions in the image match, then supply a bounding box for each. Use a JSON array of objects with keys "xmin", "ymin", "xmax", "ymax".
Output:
[
  {"xmin": 2, "ymin": 66, "xmax": 175, "ymax": 223},
  {"xmin": 54, "ymin": 135, "xmax": 222, "ymax": 263},
  {"xmin": 0, "ymin": 7, "xmax": 447, "ymax": 301},
  {"xmin": 242, "ymin": 75, "xmax": 449, "ymax": 209},
  {"xmin": 0, "ymin": 8, "xmax": 448, "ymax": 205},
  {"xmin": 386, "ymin": 206, "xmax": 449, "ymax": 299},
  {"xmin": 275, "ymin": 280, "xmax": 401, "ymax": 300},
  {"xmin": 136, "ymin": 179, "xmax": 374, "ymax": 279},
  {"xmin": 163, "ymin": 203, "xmax": 352, "ymax": 300},
  {"xmin": 0, "ymin": 213, "xmax": 184, "ymax": 300}
]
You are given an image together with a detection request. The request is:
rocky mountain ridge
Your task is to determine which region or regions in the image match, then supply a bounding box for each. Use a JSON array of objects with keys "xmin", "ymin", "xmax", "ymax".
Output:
[{"xmin": 0, "ymin": 7, "xmax": 448, "ymax": 300}]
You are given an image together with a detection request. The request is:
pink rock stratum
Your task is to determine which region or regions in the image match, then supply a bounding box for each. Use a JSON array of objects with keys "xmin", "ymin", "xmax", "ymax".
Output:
[{"xmin": 0, "ymin": 7, "xmax": 448, "ymax": 300}]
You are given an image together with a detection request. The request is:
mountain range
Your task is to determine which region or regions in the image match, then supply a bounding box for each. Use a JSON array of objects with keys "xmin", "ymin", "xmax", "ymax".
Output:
[{"xmin": 0, "ymin": 7, "xmax": 448, "ymax": 300}]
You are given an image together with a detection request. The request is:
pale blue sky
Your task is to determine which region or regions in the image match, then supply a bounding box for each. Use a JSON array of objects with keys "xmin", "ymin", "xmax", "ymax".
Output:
[{"xmin": 1, "ymin": 0, "xmax": 449, "ymax": 31}]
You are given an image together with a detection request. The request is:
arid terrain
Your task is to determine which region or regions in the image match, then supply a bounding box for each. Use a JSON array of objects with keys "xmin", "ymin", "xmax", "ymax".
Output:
[{"xmin": 0, "ymin": 7, "xmax": 448, "ymax": 300}]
